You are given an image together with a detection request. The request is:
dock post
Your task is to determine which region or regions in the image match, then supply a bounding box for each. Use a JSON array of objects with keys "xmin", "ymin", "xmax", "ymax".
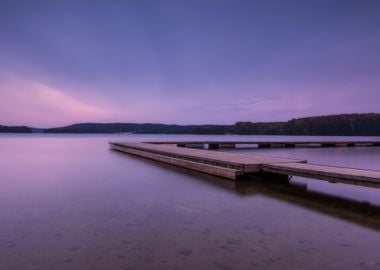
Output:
[
  {"xmin": 249, "ymin": 172, "xmax": 290, "ymax": 184},
  {"xmin": 285, "ymin": 143, "xmax": 295, "ymax": 148},
  {"xmin": 208, "ymin": 143, "xmax": 220, "ymax": 150},
  {"xmin": 321, "ymin": 143, "xmax": 336, "ymax": 147},
  {"xmin": 258, "ymin": 143, "xmax": 271, "ymax": 148},
  {"xmin": 184, "ymin": 143, "xmax": 204, "ymax": 149},
  {"xmin": 219, "ymin": 143, "xmax": 236, "ymax": 149}
]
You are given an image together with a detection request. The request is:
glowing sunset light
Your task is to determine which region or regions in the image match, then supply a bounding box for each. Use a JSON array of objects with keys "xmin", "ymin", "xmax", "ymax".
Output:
[{"xmin": 0, "ymin": 75, "xmax": 128, "ymax": 127}]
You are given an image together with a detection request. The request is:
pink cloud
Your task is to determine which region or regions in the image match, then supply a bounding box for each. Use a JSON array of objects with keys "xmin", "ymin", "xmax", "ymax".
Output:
[{"xmin": 0, "ymin": 73, "xmax": 129, "ymax": 127}]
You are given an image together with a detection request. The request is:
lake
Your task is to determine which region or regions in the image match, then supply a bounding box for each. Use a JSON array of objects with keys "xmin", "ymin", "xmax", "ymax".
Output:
[{"xmin": 1, "ymin": 134, "xmax": 380, "ymax": 270}]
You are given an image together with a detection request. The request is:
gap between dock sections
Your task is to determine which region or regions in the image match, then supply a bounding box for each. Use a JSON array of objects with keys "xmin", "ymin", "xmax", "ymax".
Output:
[{"xmin": 109, "ymin": 141, "xmax": 380, "ymax": 189}]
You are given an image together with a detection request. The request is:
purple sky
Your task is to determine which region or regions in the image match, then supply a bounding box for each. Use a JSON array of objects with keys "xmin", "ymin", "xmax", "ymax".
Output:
[{"xmin": 0, "ymin": 0, "xmax": 379, "ymax": 127}]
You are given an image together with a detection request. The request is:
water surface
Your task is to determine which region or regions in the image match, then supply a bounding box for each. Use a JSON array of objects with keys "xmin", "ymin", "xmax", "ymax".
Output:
[{"xmin": 1, "ymin": 134, "xmax": 380, "ymax": 270}]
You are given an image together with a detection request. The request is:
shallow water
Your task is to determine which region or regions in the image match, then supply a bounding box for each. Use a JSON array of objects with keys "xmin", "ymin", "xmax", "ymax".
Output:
[{"xmin": 1, "ymin": 134, "xmax": 380, "ymax": 270}]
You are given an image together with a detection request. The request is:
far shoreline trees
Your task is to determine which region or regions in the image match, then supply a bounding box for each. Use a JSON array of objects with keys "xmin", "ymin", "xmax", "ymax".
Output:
[
  {"xmin": 1, "ymin": 113, "xmax": 380, "ymax": 136},
  {"xmin": 0, "ymin": 125, "xmax": 32, "ymax": 133}
]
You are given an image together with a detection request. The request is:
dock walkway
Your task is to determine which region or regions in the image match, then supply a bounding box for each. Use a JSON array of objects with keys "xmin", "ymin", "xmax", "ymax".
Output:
[
  {"xmin": 147, "ymin": 140, "xmax": 380, "ymax": 149},
  {"xmin": 110, "ymin": 141, "xmax": 380, "ymax": 188},
  {"xmin": 110, "ymin": 142, "xmax": 305, "ymax": 179},
  {"xmin": 261, "ymin": 163, "xmax": 380, "ymax": 188}
]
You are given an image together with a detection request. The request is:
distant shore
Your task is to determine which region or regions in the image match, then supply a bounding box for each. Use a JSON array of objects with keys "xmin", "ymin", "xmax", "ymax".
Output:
[{"xmin": 1, "ymin": 113, "xmax": 380, "ymax": 136}]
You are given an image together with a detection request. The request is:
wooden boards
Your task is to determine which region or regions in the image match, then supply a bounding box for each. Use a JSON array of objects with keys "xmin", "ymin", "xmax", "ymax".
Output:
[
  {"xmin": 110, "ymin": 141, "xmax": 380, "ymax": 188},
  {"xmin": 261, "ymin": 162, "xmax": 380, "ymax": 188},
  {"xmin": 110, "ymin": 142, "xmax": 305, "ymax": 179},
  {"xmin": 146, "ymin": 140, "xmax": 380, "ymax": 149}
]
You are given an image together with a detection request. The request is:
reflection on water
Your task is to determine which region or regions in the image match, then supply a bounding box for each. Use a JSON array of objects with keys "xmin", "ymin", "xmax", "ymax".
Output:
[
  {"xmin": 163, "ymin": 161, "xmax": 380, "ymax": 232},
  {"xmin": 0, "ymin": 134, "xmax": 380, "ymax": 270}
]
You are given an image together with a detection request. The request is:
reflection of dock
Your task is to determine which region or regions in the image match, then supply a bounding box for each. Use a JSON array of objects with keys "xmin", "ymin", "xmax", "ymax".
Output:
[
  {"xmin": 212, "ymin": 176, "xmax": 380, "ymax": 232},
  {"xmin": 109, "ymin": 141, "xmax": 380, "ymax": 188}
]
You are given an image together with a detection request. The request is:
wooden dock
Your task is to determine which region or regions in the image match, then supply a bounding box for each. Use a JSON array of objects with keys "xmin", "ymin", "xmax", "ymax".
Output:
[
  {"xmin": 147, "ymin": 140, "xmax": 380, "ymax": 149},
  {"xmin": 110, "ymin": 142, "xmax": 306, "ymax": 179},
  {"xmin": 261, "ymin": 163, "xmax": 380, "ymax": 188},
  {"xmin": 109, "ymin": 141, "xmax": 380, "ymax": 188}
]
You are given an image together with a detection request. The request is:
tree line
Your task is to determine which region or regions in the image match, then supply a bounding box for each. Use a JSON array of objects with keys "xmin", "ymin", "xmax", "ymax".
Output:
[
  {"xmin": 0, "ymin": 125, "xmax": 32, "ymax": 133},
  {"xmin": 2, "ymin": 113, "xmax": 380, "ymax": 135}
]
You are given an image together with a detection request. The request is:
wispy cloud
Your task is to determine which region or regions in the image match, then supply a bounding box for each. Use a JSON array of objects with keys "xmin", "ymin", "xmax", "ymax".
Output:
[{"xmin": 0, "ymin": 73, "xmax": 128, "ymax": 127}]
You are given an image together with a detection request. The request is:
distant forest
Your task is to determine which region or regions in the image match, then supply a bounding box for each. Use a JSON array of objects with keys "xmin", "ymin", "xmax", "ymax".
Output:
[
  {"xmin": 2, "ymin": 113, "xmax": 380, "ymax": 135},
  {"xmin": 0, "ymin": 125, "xmax": 32, "ymax": 133}
]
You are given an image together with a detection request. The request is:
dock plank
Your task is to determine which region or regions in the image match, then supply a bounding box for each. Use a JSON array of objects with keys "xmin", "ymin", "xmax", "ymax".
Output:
[
  {"xmin": 111, "ymin": 143, "xmax": 241, "ymax": 179},
  {"xmin": 110, "ymin": 142, "xmax": 306, "ymax": 174},
  {"xmin": 261, "ymin": 162, "xmax": 380, "ymax": 188},
  {"xmin": 110, "ymin": 141, "xmax": 380, "ymax": 188},
  {"xmin": 113, "ymin": 142, "xmax": 306, "ymax": 172},
  {"xmin": 147, "ymin": 140, "xmax": 380, "ymax": 148}
]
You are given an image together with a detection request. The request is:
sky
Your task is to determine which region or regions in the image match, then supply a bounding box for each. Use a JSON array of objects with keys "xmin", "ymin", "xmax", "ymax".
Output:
[{"xmin": 0, "ymin": 0, "xmax": 379, "ymax": 127}]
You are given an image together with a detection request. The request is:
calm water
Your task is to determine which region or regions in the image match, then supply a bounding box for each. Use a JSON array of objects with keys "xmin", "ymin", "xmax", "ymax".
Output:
[{"xmin": 1, "ymin": 134, "xmax": 380, "ymax": 270}]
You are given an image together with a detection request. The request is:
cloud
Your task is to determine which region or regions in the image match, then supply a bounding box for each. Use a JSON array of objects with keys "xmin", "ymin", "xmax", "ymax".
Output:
[{"xmin": 0, "ymin": 73, "xmax": 127, "ymax": 127}]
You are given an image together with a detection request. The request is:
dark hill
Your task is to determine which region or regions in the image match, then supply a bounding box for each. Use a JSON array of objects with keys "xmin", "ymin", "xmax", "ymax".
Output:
[
  {"xmin": 44, "ymin": 123, "xmax": 231, "ymax": 134},
  {"xmin": 0, "ymin": 125, "xmax": 32, "ymax": 133},
  {"xmin": 2, "ymin": 113, "xmax": 380, "ymax": 136},
  {"xmin": 43, "ymin": 113, "xmax": 380, "ymax": 136}
]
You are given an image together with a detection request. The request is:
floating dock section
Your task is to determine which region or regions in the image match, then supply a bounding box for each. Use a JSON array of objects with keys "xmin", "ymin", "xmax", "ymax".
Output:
[
  {"xmin": 110, "ymin": 142, "xmax": 305, "ymax": 179},
  {"xmin": 147, "ymin": 140, "xmax": 380, "ymax": 149},
  {"xmin": 110, "ymin": 141, "xmax": 380, "ymax": 188},
  {"xmin": 261, "ymin": 163, "xmax": 380, "ymax": 188}
]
